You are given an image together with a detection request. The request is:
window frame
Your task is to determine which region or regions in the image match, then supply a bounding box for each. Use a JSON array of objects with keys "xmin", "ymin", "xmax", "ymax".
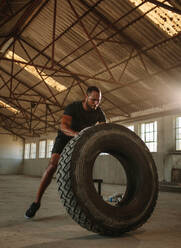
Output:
[
  {"xmin": 175, "ymin": 116, "xmax": 181, "ymax": 151},
  {"xmin": 39, "ymin": 140, "xmax": 46, "ymax": 158},
  {"xmin": 127, "ymin": 125, "xmax": 134, "ymax": 132},
  {"xmin": 24, "ymin": 143, "xmax": 30, "ymax": 159},
  {"xmin": 140, "ymin": 121, "xmax": 157, "ymax": 152},
  {"xmin": 46, "ymin": 139, "xmax": 54, "ymax": 158},
  {"xmin": 30, "ymin": 142, "xmax": 36, "ymax": 159}
]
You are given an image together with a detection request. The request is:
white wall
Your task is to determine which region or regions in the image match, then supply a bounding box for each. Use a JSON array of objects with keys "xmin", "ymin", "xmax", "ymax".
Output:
[
  {"xmin": 93, "ymin": 155, "xmax": 126, "ymax": 184},
  {"xmin": 23, "ymin": 158, "xmax": 48, "ymax": 177},
  {"xmin": 0, "ymin": 133, "xmax": 23, "ymax": 174}
]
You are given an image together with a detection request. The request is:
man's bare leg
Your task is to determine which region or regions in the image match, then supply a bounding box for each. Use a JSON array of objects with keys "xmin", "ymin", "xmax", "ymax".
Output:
[
  {"xmin": 35, "ymin": 153, "xmax": 60, "ymax": 203},
  {"xmin": 25, "ymin": 153, "xmax": 60, "ymax": 218}
]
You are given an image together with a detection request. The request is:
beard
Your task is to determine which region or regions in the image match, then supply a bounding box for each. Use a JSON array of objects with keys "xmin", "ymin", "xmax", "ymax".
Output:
[{"xmin": 86, "ymin": 101, "xmax": 97, "ymax": 111}]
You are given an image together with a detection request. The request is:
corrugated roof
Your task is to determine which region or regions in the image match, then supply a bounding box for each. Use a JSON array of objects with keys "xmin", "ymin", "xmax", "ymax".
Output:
[{"xmin": 0, "ymin": 0, "xmax": 181, "ymax": 138}]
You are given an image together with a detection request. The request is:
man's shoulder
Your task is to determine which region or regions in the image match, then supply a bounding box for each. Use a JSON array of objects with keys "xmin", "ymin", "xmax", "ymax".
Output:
[
  {"xmin": 64, "ymin": 101, "xmax": 82, "ymax": 114},
  {"xmin": 73, "ymin": 100, "xmax": 82, "ymax": 105},
  {"xmin": 67, "ymin": 101, "xmax": 82, "ymax": 108}
]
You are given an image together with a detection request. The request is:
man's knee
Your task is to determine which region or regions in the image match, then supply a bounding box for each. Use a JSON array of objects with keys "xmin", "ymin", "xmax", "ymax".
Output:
[
  {"xmin": 46, "ymin": 153, "xmax": 60, "ymax": 176},
  {"xmin": 46, "ymin": 164, "xmax": 57, "ymax": 177}
]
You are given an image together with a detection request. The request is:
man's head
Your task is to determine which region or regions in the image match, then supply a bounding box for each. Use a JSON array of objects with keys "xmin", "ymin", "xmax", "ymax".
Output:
[{"xmin": 84, "ymin": 86, "xmax": 102, "ymax": 111}]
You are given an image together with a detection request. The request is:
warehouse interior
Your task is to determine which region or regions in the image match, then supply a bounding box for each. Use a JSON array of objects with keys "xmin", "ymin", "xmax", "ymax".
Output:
[{"xmin": 0, "ymin": 0, "xmax": 181, "ymax": 247}]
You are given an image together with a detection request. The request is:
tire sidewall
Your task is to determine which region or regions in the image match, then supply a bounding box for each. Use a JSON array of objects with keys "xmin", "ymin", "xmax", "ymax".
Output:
[{"xmin": 70, "ymin": 124, "xmax": 158, "ymax": 230}]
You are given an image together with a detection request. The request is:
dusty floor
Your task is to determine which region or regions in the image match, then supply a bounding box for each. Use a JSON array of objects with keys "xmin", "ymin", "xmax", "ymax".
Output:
[{"xmin": 0, "ymin": 175, "xmax": 181, "ymax": 248}]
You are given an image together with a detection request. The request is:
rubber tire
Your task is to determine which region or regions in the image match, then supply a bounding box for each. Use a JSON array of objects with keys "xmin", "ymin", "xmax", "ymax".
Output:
[{"xmin": 56, "ymin": 123, "xmax": 158, "ymax": 236}]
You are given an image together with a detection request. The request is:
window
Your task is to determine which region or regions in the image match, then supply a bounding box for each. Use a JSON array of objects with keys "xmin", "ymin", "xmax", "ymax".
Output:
[
  {"xmin": 127, "ymin": 125, "xmax": 134, "ymax": 131},
  {"xmin": 39, "ymin": 140, "xmax": 46, "ymax": 158},
  {"xmin": 140, "ymin": 121, "xmax": 157, "ymax": 152},
  {"xmin": 47, "ymin": 139, "xmax": 54, "ymax": 158},
  {"xmin": 30, "ymin": 143, "xmax": 36, "ymax": 159},
  {"xmin": 176, "ymin": 117, "xmax": 181, "ymax": 151},
  {"xmin": 24, "ymin": 143, "xmax": 30, "ymax": 159}
]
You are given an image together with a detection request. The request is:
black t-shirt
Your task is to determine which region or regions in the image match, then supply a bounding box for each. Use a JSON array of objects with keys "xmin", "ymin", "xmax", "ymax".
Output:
[{"xmin": 58, "ymin": 101, "xmax": 106, "ymax": 138}]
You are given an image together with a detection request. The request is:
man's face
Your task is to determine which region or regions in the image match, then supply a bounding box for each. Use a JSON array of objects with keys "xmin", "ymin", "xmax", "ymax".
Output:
[{"xmin": 85, "ymin": 91, "xmax": 102, "ymax": 111}]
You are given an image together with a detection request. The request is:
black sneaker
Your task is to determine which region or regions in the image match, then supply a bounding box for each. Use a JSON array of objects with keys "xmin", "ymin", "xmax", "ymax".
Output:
[{"xmin": 25, "ymin": 202, "xmax": 40, "ymax": 219}]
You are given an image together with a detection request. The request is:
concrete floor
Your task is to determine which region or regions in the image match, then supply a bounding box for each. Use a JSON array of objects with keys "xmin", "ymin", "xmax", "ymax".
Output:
[{"xmin": 0, "ymin": 175, "xmax": 181, "ymax": 248}]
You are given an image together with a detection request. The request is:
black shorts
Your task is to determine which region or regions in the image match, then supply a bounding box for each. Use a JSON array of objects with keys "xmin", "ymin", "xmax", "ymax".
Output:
[{"xmin": 52, "ymin": 133, "xmax": 72, "ymax": 155}]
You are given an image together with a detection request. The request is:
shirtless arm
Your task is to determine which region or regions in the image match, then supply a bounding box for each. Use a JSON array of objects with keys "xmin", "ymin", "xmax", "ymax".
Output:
[{"xmin": 60, "ymin": 114, "xmax": 78, "ymax": 137}]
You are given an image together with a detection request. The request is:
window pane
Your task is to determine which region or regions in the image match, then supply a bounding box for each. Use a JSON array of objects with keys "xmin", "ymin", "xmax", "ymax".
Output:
[
  {"xmin": 24, "ymin": 143, "xmax": 30, "ymax": 159},
  {"xmin": 141, "ymin": 124, "xmax": 145, "ymax": 133},
  {"xmin": 154, "ymin": 131, "xmax": 157, "ymax": 141},
  {"xmin": 47, "ymin": 140, "xmax": 54, "ymax": 158},
  {"xmin": 150, "ymin": 123, "xmax": 153, "ymax": 132},
  {"xmin": 176, "ymin": 140, "xmax": 181, "ymax": 150},
  {"xmin": 146, "ymin": 124, "xmax": 150, "ymax": 132},
  {"xmin": 127, "ymin": 125, "xmax": 134, "ymax": 131},
  {"xmin": 150, "ymin": 132, "xmax": 153, "ymax": 142},
  {"xmin": 176, "ymin": 117, "xmax": 181, "ymax": 151},
  {"xmin": 145, "ymin": 132, "xmax": 149, "ymax": 142},
  {"xmin": 141, "ymin": 133, "xmax": 145, "ymax": 141},
  {"xmin": 39, "ymin": 140, "xmax": 46, "ymax": 158},
  {"xmin": 140, "ymin": 121, "xmax": 157, "ymax": 152},
  {"xmin": 176, "ymin": 129, "xmax": 181, "ymax": 139},
  {"xmin": 146, "ymin": 142, "xmax": 150, "ymax": 151},
  {"xmin": 30, "ymin": 143, "xmax": 36, "ymax": 159},
  {"xmin": 176, "ymin": 117, "xmax": 181, "ymax": 128},
  {"xmin": 154, "ymin": 121, "xmax": 157, "ymax": 132}
]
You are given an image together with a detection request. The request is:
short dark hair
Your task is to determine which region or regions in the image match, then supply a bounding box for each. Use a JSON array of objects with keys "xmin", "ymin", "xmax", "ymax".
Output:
[{"xmin": 86, "ymin": 86, "xmax": 100, "ymax": 95}]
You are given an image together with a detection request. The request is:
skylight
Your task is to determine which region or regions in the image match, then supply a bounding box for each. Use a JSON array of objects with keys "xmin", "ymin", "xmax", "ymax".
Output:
[
  {"xmin": 129, "ymin": 0, "xmax": 181, "ymax": 36},
  {"xmin": 0, "ymin": 100, "xmax": 20, "ymax": 114},
  {"xmin": 5, "ymin": 51, "xmax": 67, "ymax": 92}
]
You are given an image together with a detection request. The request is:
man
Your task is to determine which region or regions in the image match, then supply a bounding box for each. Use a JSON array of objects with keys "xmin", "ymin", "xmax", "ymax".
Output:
[{"xmin": 25, "ymin": 86, "xmax": 106, "ymax": 218}]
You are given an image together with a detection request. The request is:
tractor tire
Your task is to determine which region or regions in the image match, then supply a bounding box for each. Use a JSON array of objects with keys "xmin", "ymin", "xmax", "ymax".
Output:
[{"xmin": 56, "ymin": 123, "xmax": 158, "ymax": 236}]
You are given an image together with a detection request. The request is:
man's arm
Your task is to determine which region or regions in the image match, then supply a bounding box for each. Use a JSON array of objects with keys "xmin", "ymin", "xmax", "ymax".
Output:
[
  {"xmin": 97, "ymin": 108, "xmax": 106, "ymax": 125},
  {"xmin": 95, "ymin": 121, "xmax": 106, "ymax": 126},
  {"xmin": 60, "ymin": 114, "xmax": 78, "ymax": 137}
]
